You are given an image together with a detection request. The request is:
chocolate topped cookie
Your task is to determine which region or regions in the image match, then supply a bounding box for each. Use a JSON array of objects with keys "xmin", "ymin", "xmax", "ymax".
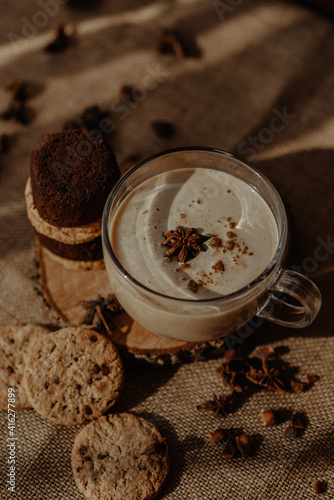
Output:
[{"xmin": 30, "ymin": 129, "xmax": 120, "ymax": 227}]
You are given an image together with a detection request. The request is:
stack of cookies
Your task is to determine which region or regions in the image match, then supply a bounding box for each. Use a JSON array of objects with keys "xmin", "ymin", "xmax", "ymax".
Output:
[
  {"xmin": 25, "ymin": 129, "xmax": 120, "ymax": 269},
  {"xmin": 0, "ymin": 323, "xmax": 170, "ymax": 500}
]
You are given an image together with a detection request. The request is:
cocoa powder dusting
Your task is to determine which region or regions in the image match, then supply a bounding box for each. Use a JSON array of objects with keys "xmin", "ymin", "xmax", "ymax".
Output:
[
  {"xmin": 212, "ymin": 260, "xmax": 225, "ymax": 273},
  {"xmin": 209, "ymin": 237, "xmax": 223, "ymax": 249},
  {"xmin": 187, "ymin": 280, "xmax": 200, "ymax": 293}
]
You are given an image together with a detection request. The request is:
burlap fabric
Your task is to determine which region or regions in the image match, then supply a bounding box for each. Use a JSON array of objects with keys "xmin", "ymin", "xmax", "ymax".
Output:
[{"xmin": 1, "ymin": 1, "xmax": 334, "ymax": 498}]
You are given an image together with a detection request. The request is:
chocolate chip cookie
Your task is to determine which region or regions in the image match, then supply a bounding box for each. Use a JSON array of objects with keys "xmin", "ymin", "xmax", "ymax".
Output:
[
  {"xmin": 72, "ymin": 413, "xmax": 169, "ymax": 500},
  {"xmin": 23, "ymin": 327, "xmax": 123, "ymax": 425},
  {"xmin": 0, "ymin": 323, "xmax": 50, "ymax": 409}
]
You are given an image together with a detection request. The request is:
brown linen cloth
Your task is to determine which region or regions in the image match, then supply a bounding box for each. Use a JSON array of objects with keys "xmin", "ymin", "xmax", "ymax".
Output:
[{"xmin": 1, "ymin": 1, "xmax": 334, "ymax": 498}]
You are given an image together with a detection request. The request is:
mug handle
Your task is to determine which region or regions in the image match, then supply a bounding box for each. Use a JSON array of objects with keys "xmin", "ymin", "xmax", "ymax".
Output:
[{"xmin": 257, "ymin": 268, "xmax": 322, "ymax": 328}]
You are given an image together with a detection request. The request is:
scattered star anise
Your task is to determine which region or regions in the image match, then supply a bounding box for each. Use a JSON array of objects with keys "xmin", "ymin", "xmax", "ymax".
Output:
[
  {"xmin": 251, "ymin": 345, "xmax": 275, "ymax": 359},
  {"xmin": 44, "ymin": 24, "xmax": 71, "ymax": 53},
  {"xmin": 283, "ymin": 412, "xmax": 306, "ymax": 438},
  {"xmin": 5, "ymin": 78, "xmax": 28, "ymax": 101},
  {"xmin": 290, "ymin": 379, "xmax": 306, "ymax": 393},
  {"xmin": 157, "ymin": 28, "xmax": 185, "ymax": 58},
  {"xmin": 246, "ymin": 358, "xmax": 287, "ymax": 393},
  {"xmin": 220, "ymin": 432, "xmax": 252, "ymax": 459},
  {"xmin": 162, "ymin": 226, "xmax": 210, "ymax": 263},
  {"xmin": 208, "ymin": 427, "xmax": 253, "ymax": 459},
  {"xmin": 141, "ymin": 438, "xmax": 167, "ymax": 456},
  {"xmin": 222, "ymin": 436, "xmax": 237, "ymax": 458},
  {"xmin": 208, "ymin": 429, "xmax": 225, "ymax": 443},
  {"xmin": 216, "ymin": 359, "xmax": 249, "ymax": 394},
  {"xmin": 306, "ymin": 374, "xmax": 319, "ymax": 384},
  {"xmin": 196, "ymin": 394, "xmax": 231, "ymax": 417},
  {"xmin": 0, "ymin": 100, "xmax": 29, "ymax": 124},
  {"xmin": 235, "ymin": 434, "xmax": 252, "ymax": 458},
  {"xmin": 261, "ymin": 410, "xmax": 276, "ymax": 427},
  {"xmin": 80, "ymin": 294, "xmax": 123, "ymax": 336}
]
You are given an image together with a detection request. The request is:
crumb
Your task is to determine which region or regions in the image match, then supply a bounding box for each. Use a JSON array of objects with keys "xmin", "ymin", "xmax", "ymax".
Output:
[
  {"xmin": 229, "ymin": 221, "xmax": 236, "ymax": 229},
  {"xmin": 226, "ymin": 231, "xmax": 236, "ymax": 239},
  {"xmin": 227, "ymin": 189, "xmax": 231, "ymax": 193},
  {"xmin": 196, "ymin": 199, "xmax": 201, "ymax": 204}
]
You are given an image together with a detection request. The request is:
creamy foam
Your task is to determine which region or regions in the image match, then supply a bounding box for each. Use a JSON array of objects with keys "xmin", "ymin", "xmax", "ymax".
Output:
[{"xmin": 111, "ymin": 168, "xmax": 278, "ymax": 299}]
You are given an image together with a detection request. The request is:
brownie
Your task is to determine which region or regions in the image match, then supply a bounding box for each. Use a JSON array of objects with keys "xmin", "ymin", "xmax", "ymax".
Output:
[
  {"xmin": 30, "ymin": 129, "xmax": 120, "ymax": 227},
  {"xmin": 36, "ymin": 232, "xmax": 103, "ymax": 262}
]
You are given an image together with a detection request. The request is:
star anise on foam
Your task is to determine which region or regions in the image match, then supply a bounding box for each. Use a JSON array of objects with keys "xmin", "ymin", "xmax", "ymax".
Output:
[
  {"xmin": 162, "ymin": 226, "xmax": 210, "ymax": 263},
  {"xmin": 246, "ymin": 358, "xmax": 287, "ymax": 393},
  {"xmin": 80, "ymin": 294, "xmax": 123, "ymax": 336},
  {"xmin": 196, "ymin": 394, "xmax": 232, "ymax": 417}
]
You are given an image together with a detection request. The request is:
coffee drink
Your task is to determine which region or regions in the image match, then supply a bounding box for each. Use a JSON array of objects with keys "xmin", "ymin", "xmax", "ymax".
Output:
[{"xmin": 111, "ymin": 168, "xmax": 278, "ymax": 299}]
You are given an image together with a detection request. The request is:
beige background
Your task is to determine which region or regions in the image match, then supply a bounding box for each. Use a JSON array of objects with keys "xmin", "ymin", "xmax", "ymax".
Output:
[{"xmin": 0, "ymin": 0, "xmax": 334, "ymax": 498}]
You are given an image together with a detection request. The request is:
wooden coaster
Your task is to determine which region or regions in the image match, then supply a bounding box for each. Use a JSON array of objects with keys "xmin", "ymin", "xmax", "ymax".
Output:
[{"xmin": 37, "ymin": 243, "xmax": 225, "ymax": 364}]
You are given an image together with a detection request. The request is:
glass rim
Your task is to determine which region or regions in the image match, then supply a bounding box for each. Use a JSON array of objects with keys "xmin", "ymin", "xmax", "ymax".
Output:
[{"xmin": 102, "ymin": 146, "xmax": 287, "ymax": 304}]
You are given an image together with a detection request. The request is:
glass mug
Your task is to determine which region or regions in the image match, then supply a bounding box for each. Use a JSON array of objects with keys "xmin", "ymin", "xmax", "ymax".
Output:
[{"xmin": 102, "ymin": 148, "xmax": 322, "ymax": 342}]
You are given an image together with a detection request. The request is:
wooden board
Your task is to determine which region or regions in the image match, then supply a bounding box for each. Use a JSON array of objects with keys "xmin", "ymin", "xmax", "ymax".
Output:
[{"xmin": 37, "ymin": 243, "xmax": 225, "ymax": 363}]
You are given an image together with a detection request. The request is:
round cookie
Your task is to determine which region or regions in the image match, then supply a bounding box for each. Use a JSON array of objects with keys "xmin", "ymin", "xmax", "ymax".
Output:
[
  {"xmin": 30, "ymin": 129, "xmax": 120, "ymax": 228},
  {"xmin": 25, "ymin": 177, "xmax": 101, "ymax": 245},
  {"xmin": 0, "ymin": 323, "xmax": 50, "ymax": 410},
  {"xmin": 23, "ymin": 328, "xmax": 123, "ymax": 425},
  {"xmin": 72, "ymin": 413, "xmax": 169, "ymax": 500}
]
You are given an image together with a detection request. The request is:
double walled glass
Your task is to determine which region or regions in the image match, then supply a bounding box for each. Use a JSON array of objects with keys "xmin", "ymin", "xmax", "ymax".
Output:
[{"xmin": 102, "ymin": 148, "xmax": 321, "ymax": 342}]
